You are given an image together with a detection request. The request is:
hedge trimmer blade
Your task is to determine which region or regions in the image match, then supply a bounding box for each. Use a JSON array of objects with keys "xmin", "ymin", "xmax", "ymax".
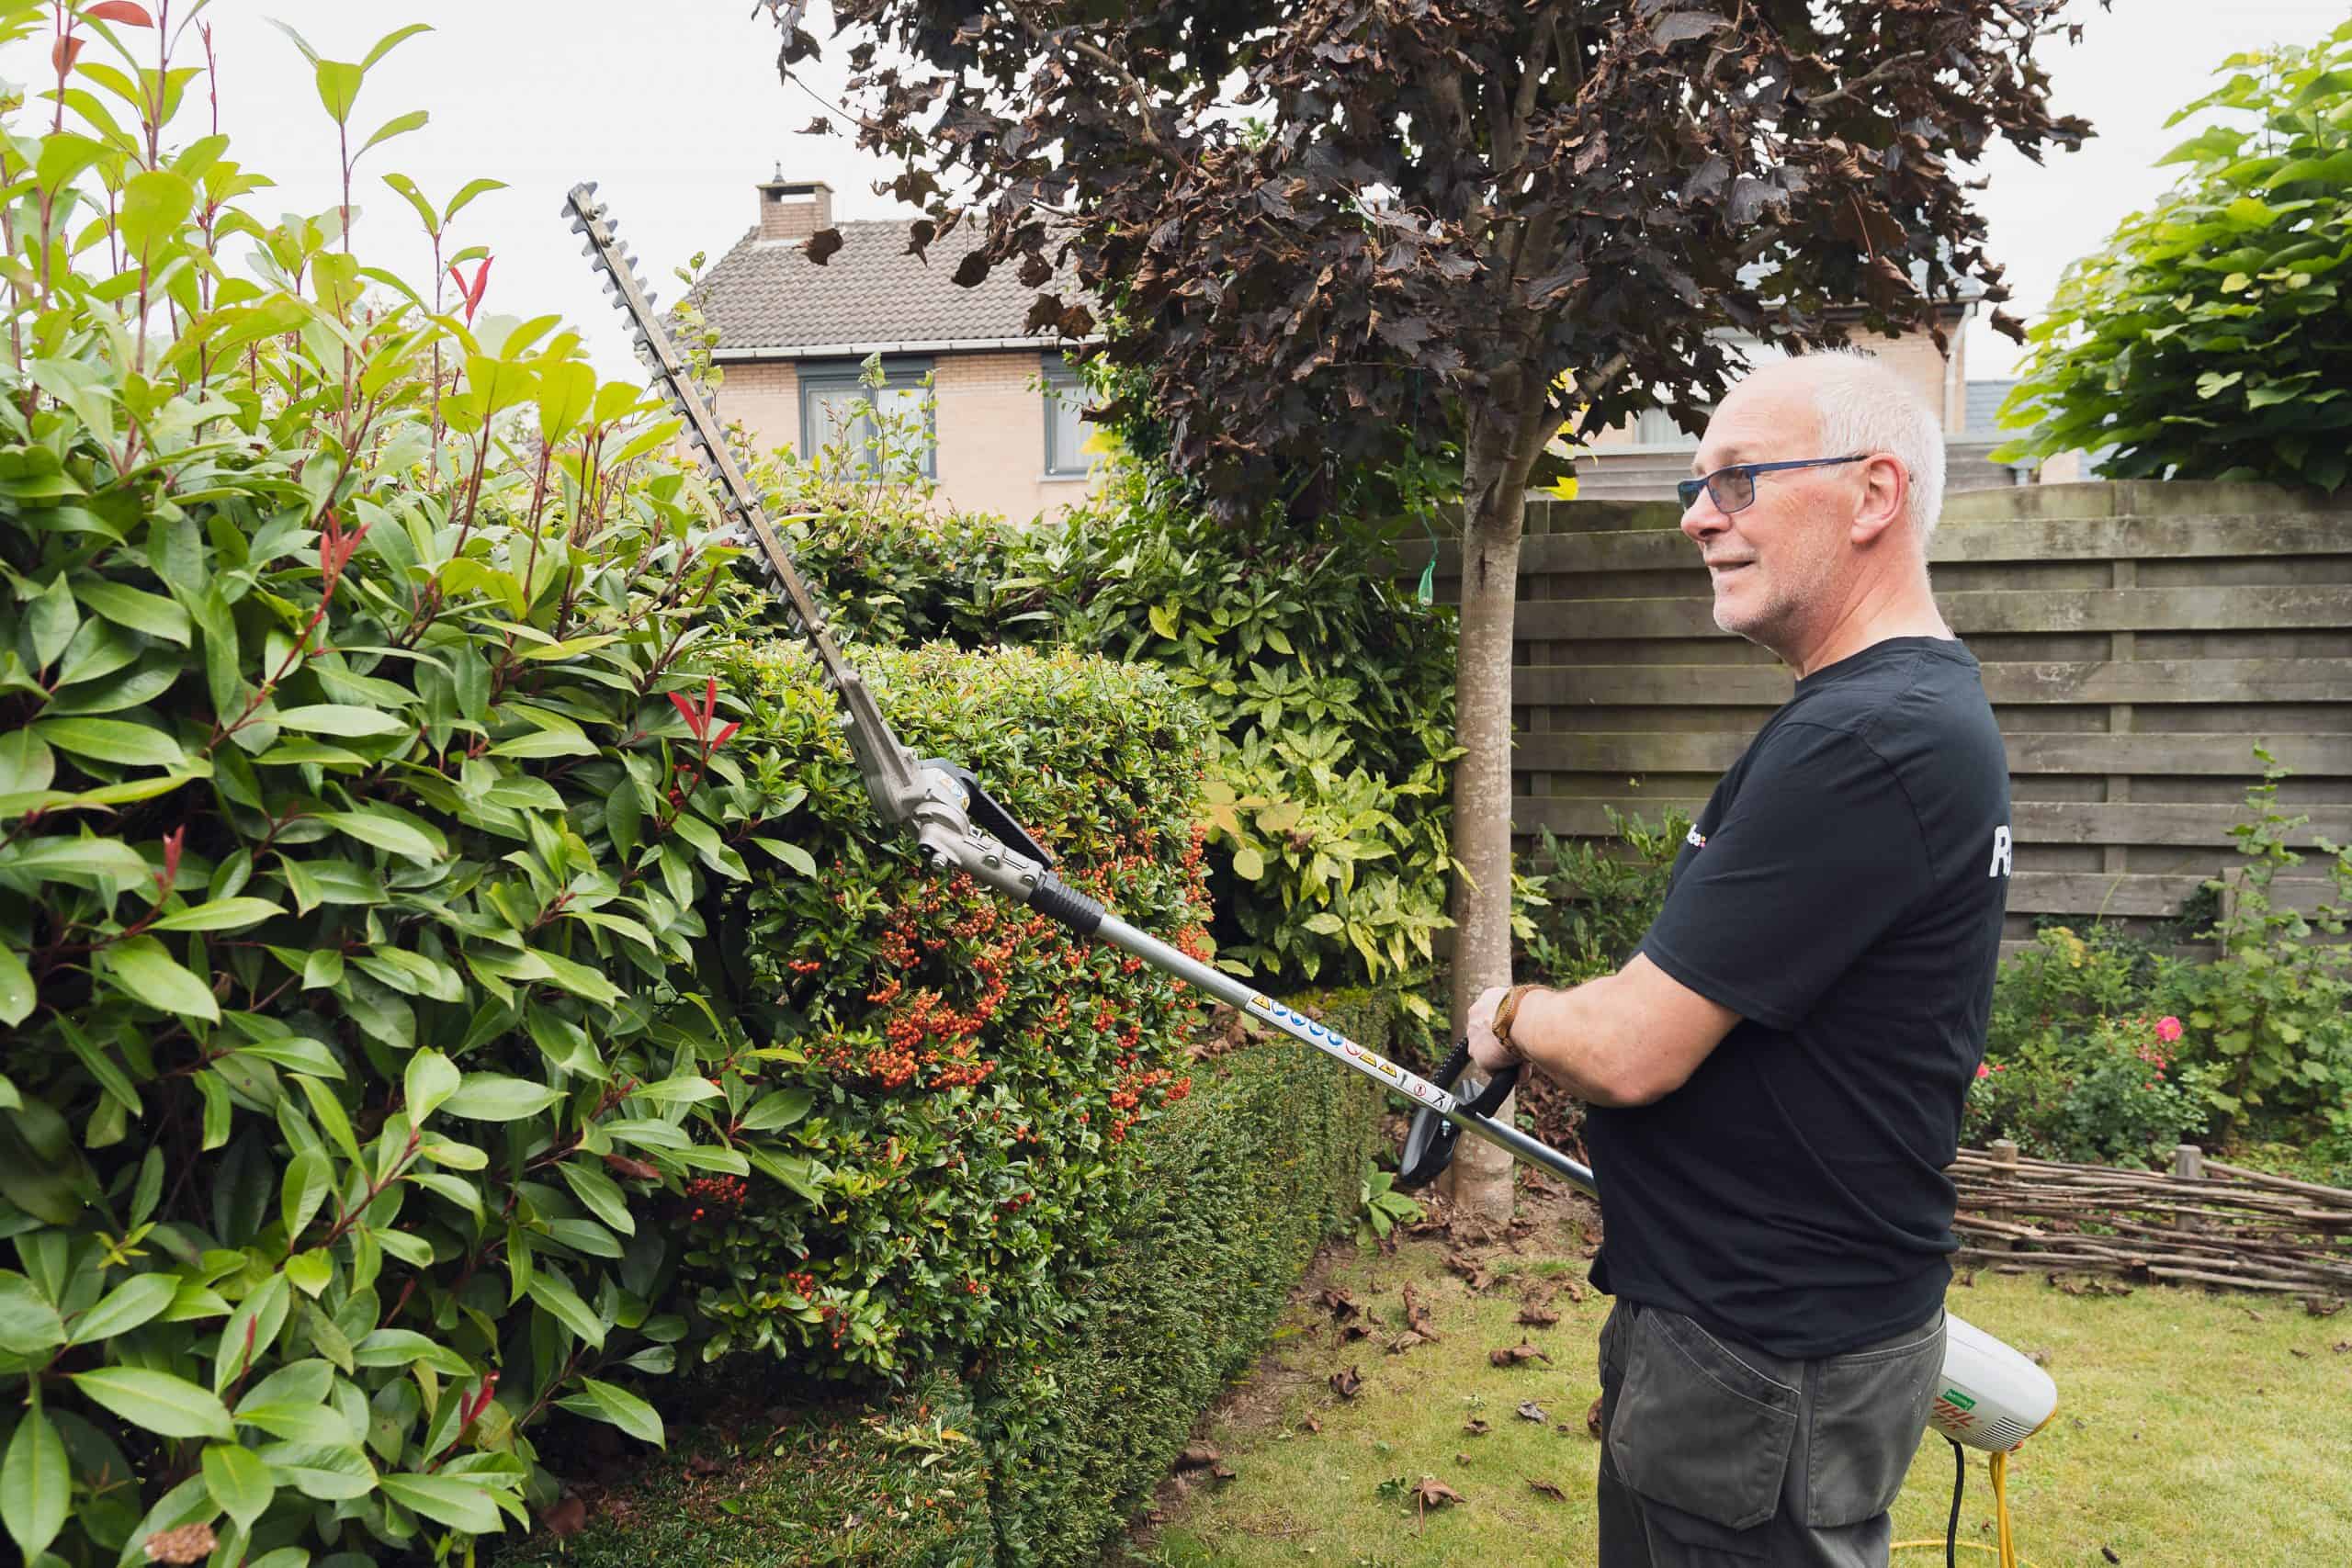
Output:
[{"xmin": 561, "ymin": 180, "xmax": 928, "ymax": 827}]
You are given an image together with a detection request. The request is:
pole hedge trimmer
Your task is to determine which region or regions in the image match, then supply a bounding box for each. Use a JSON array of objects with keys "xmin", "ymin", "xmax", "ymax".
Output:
[{"xmin": 562, "ymin": 182, "xmax": 2055, "ymax": 1567}]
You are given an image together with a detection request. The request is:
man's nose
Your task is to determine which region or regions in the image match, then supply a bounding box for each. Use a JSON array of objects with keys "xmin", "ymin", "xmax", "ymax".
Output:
[{"xmin": 1680, "ymin": 491, "xmax": 1726, "ymax": 544}]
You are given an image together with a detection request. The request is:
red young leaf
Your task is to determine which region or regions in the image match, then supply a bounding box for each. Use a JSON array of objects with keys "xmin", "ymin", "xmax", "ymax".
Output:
[
  {"xmin": 708, "ymin": 720, "xmax": 741, "ymax": 750},
  {"xmin": 668, "ymin": 688, "xmax": 705, "ymax": 737},
  {"xmin": 85, "ymin": 1, "xmax": 153, "ymax": 25},
  {"xmin": 51, "ymin": 35, "xmax": 85, "ymax": 76}
]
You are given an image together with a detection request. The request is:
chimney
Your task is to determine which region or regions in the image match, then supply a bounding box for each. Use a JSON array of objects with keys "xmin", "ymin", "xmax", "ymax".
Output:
[{"xmin": 758, "ymin": 172, "xmax": 832, "ymax": 242}]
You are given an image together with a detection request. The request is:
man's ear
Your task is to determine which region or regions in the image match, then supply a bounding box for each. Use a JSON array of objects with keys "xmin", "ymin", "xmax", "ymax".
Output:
[{"xmin": 1849, "ymin": 453, "xmax": 1908, "ymax": 547}]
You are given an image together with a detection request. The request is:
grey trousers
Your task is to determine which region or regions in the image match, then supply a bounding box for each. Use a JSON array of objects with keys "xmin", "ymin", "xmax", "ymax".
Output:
[{"xmin": 1596, "ymin": 1298, "xmax": 1945, "ymax": 1567}]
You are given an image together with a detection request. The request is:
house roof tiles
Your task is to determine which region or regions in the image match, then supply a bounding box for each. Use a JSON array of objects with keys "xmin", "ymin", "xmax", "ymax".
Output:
[{"xmin": 690, "ymin": 218, "xmax": 1071, "ymax": 359}]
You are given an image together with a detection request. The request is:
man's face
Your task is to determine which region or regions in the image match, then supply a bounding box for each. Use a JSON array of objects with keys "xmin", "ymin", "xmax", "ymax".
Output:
[{"xmin": 1681, "ymin": 378, "xmax": 1856, "ymax": 650}]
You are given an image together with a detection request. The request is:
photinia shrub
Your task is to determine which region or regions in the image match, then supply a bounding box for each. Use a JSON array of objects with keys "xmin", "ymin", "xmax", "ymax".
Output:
[{"xmin": 682, "ymin": 639, "xmax": 1213, "ymax": 1379}]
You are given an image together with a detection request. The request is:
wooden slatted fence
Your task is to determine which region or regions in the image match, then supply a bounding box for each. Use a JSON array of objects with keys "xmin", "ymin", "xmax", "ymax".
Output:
[{"xmin": 1410, "ymin": 481, "xmax": 2352, "ymax": 947}]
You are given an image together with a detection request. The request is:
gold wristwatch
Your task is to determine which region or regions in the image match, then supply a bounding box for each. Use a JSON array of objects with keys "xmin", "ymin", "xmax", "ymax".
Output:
[{"xmin": 1490, "ymin": 983, "xmax": 1543, "ymax": 1062}]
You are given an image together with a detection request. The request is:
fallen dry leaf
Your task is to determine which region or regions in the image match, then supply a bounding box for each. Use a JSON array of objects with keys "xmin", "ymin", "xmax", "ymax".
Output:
[
  {"xmin": 1464, "ymin": 1417, "xmax": 1490, "ymax": 1437},
  {"xmin": 1318, "ymin": 1287, "xmax": 1361, "ymax": 1321},
  {"xmin": 539, "ymin": 1496, "xmax": 588, "ymax": 1540},
  {"xmin": 1300, "ymin": 1414, "xmax": 1324, "ymax": 1434},
  {"xmin": 1211, "ymin": 1463, "xmax": 1237, "ymax": 1483},
  {"xmin": 685, "ymin": 1451, "xmax": 727, "ymax": 1477},
  {"xmin": 1490, "ymin": 1340, "xmax": 1555, "ymax": 1368},
  {"xmin": 143, "ymin": 1524, "xmax": 219, "ymax": 1565},
  {"xmin": 2306, "ymin": 1295, "xmax": 2345, "ymax": 1318},
  {"xmin": 2290, "ymin": 1348, "xmax": 2312, "ymax": 1359},
  {"xmin": 1455, "ymin": 1450, "xmax": 1472, "ymax": 1465},
  {"xmin": 1402, "ymin": 1283, "xmax": 1441, "ymax": 1339},
  {"xmin": 1174, "ymin": 1444, "xmax": 1221, "ymax": 1472},
  {"xmin": 2243, "ymin": 1308, "xmax": 2265, "ymax": 1323},
  {"xmin": 1518, "ymin": 1304, "xmax": 1561, "ymax": 1328},
  {"xmin": 1587, "ymin": 1395, "xmax": 1605, "ymax": 1438},
  {"xmin": 2333, "ymin": 1341, "xmax": 2350, "ymax": 1354},
  {"xmin": 2102, "ymin": 1547, "xmax": 2122, "ymax": 1564},
  {"xmin": 1517, "ymin": 1400, "xmax": 1549, "ymax": 1424},
  {"xmin": 1445, "ymin": 1251, "xmax": 1494, "ymax": 1292},
  {"xmin": 1529, "ymin": 1479, "xmax": 1570, "ymax": 1502},
  {"xmin": 1340, "ymin": 1322, "xmax": 1372, "ymax": 1343},
  {"xmin": 1413, "ymin": 1477, "xmax": 1464, "ymax": 1509},
  {"xmin": 1387, "ymin": 1329, "xmax": 1434, "ymax": 1355},
  {"xmin": 1330, "ymin": 1365, "xmax": 1363, "ymax": 1399}
]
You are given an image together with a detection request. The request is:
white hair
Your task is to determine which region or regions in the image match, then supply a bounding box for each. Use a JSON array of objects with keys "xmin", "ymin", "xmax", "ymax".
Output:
[{"xmin": 1758, "ymin": 347, "xmax": 1947, "ymax": 547}]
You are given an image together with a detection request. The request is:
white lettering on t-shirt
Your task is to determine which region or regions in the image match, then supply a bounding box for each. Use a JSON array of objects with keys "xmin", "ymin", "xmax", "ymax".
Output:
[{"xmin": 1988, "ymin": 825, "xmax": 2012, "ymax": 878}]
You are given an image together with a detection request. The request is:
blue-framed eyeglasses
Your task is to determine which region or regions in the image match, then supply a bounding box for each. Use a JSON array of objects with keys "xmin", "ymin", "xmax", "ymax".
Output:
[{"xmin": 1678, "ymin": 455, "xmax": 1868, "ymax": 514}]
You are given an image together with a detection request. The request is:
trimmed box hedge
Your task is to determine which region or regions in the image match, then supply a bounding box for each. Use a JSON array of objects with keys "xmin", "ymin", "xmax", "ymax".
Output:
[{"xmin": 504, "ymin": 989, "xmax": 1391, "ymax": 1567}]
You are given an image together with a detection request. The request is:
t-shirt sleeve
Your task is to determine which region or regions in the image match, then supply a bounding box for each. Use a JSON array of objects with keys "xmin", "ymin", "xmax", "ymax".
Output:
[{"xmin": 1636, "ymin": 722, "xmax": 1929, "ymax": 1030}]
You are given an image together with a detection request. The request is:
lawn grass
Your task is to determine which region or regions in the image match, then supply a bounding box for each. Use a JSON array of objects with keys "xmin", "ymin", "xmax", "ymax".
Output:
[{"xmin": 1117, "ymin": 1188, "xmax": 2352, "ymax": 1568}]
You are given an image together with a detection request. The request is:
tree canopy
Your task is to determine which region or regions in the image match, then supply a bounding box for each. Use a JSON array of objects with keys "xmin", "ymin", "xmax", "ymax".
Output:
[
  {"xmin": 1997, "ymin": 17, "xmax": 2352, "ymax": 491},
  {"xmin": 774, "ymin": 0, "xmax": 2093, "ymax": 513}
]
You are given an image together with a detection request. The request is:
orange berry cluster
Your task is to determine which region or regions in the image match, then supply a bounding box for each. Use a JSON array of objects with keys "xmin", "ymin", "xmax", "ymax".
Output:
[{"xmin": 1104, "ymin": 1064, "xmax": 1191, "ymax": 1144}]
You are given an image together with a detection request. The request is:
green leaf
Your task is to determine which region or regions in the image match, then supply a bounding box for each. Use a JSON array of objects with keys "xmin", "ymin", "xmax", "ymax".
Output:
[
  {"xmin": 362, "ymin": 21, "xmax": 434, "ymax": 71},
  {"xmin": 282, "ymin": 1248, "xmax": 333, "ymax": 1297},
  {"xmin": 378, "ymin": 1472, "xmax": 501, "ymax": 1534},
  {"xmin": 630, "ymin": 1075, "xmax": 723, "ymax": 1106},
  {"xmin": 525, "ymin": 1271, "xmax": 607, "ymax": 1348},
  {"xmin": 0, "ymin": 945, "xmax": 31, "ymax": 1029},
  {"xmin": 738, "ymin": 1089, "xmax": 811, "ymax": 1133},
  {"xmin": 70, "ymin": 1367, "xmax": 234, "ymax": 1440},
  {"xmin": 232, "ymin": 1035, "xmax": 345, "ymax": 1079},
  {"xmin": 406, "ymin": 1048, "xmax": 460, "ymax": 1122},
  {"xmin": 28, "ymin": 574, "xmax": 79, "ymax": 669},
  {"xmin": 1231, "ymin": 844, "xmax": 1265, "ymax": 881},
  {"xmin": 555, "ymin": 1376, "xmax": 664, "ymax": 1448},
  {"xmin": 74, "ymin": 578, "xmax": 191, "ymax": 645},
  {"xmin": 0, "ymin": 732, "xmax": 54, "ymax": 795},
  {"xmin": 201, "ymin": 1440, "xmax": 276, "ymax": 1531},
  {"xmin": 98, "ymin": 935, "xmax": 220, "ymax": 1022},
  {"xmin": 273, "ymin": 704, "xmax": 411, "ymax": 738},
  {"xmin": 315, "ymin": 807, "xmax": 443, "ymax": 863},
  {"xmin": 359, "ymin": 107, "xmax": 428, "ymax": 156},
  {"xmin": 439, "ymin": 1074, "xmax": 562, "ymax": 1122},
  {"xmin": 146, "ymin": 897, "xmax": 284, "ymax": 932},
  {"xmin": 0, "ymin": 1272, "xmax": 65, "ymax": 1354},
  {"xmin": 1, "ymin": 1407, "xmax": 69, "ymax": 1560},
  {"xmin": 556, "ymin": 1161, "xmax": 635, "ymax": 1236},
  {"xmin": 312, "ymin": 58, "xmax": 365, "ymax": 125},
  {"xmin": 117, "ymin": 167, "xmax": 197, "ymax": 261},
  {"xmin": 351, "ymin": 1328, "xmax": 471, "ymax": 1373},
  {"xmin": 68, "ymin": 1272, "xmax": 179, "ymax": 1345},
  {"xmin": 281, "ymin": 1147, "xmax": 333, "ymax": 1243},
  {"xmin": 31, "ymin": 716, "xmax": 185, "ymax": 769}
]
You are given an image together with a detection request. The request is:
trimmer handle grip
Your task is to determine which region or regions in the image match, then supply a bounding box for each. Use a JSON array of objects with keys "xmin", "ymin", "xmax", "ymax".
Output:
[{"xmin": 1394, "ymin": 1039, "xmax": 1521, "ymax": 1190}]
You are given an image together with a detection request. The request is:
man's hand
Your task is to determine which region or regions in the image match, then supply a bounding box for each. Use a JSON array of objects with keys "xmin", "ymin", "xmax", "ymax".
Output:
[{"xmin": 1467, "ymin": 985, "xmax": 1518, "ymax": 1075}]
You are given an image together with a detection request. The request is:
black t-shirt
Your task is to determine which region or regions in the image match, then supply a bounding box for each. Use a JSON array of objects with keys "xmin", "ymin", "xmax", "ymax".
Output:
[{"xmin": 1585, "ymin": 636, "xmax": 2011, "ymax": 1358}]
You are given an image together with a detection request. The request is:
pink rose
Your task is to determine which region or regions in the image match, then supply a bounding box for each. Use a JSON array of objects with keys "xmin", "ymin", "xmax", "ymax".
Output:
[
  {"xmin": 1975, "ymin": 1062, "xmax": 1991, "ymax": 1079},
  {"xmin": 2155, "ymin": 1016, "xmax": 2184, "ymax": 1044}
]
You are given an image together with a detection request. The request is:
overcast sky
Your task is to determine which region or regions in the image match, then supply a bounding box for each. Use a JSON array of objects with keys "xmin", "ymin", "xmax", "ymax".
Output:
[{"xmin": 6, "ymin": 0, "xmax": 2346, "ymax": 386}]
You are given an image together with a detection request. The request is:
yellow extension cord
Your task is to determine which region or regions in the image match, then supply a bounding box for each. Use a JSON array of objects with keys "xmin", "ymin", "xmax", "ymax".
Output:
[{"xmin": 1892, "ymin": 1449, "xmax": 2033, "ymax": 1568}]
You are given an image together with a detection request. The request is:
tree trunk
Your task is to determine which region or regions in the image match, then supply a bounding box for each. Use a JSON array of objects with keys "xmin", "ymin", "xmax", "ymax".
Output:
[{"xmin": 1441, "ymin": 395, "xmax": 1538, "ymax": 1224}]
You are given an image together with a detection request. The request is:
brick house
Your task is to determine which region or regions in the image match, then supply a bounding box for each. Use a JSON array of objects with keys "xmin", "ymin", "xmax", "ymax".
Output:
[{"xmin": 690, "ymin": 175, "xmax": 1102, "ymax": 524}]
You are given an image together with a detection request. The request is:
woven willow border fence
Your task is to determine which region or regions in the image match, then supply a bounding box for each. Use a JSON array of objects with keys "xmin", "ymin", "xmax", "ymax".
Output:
[{"xmin": 1950, "ymin": 1143, "xmax": 2352, "ymax": 1302}]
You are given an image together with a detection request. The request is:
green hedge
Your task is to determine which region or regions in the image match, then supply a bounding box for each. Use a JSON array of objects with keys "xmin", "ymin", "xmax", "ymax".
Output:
[
  {"xmin": 982, "ymin": 987, "xmax": 1390, "ymax": 1566},
  {"xmin": 743, "ymin": 430, "xmax": 1461, "ymax": 1009},
  {"xmin": 508, "ymin": 990, "xmax": 1391, "ymax": 1568}
]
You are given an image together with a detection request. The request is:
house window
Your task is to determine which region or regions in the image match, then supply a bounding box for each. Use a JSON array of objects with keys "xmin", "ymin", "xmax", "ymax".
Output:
[
  {"xmin": 1042, "ymin": 360, "xmax": 1100, "ymax": 479},
  {"xmin": 798, "ymin": 358, "xmax": 934, "ymax": 478}
]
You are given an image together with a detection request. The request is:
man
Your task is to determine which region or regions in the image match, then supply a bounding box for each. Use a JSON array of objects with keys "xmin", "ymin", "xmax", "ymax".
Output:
[{"xmin": 1465, "ymin": 349, "xmax": 2012, "ymax": 1566}]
